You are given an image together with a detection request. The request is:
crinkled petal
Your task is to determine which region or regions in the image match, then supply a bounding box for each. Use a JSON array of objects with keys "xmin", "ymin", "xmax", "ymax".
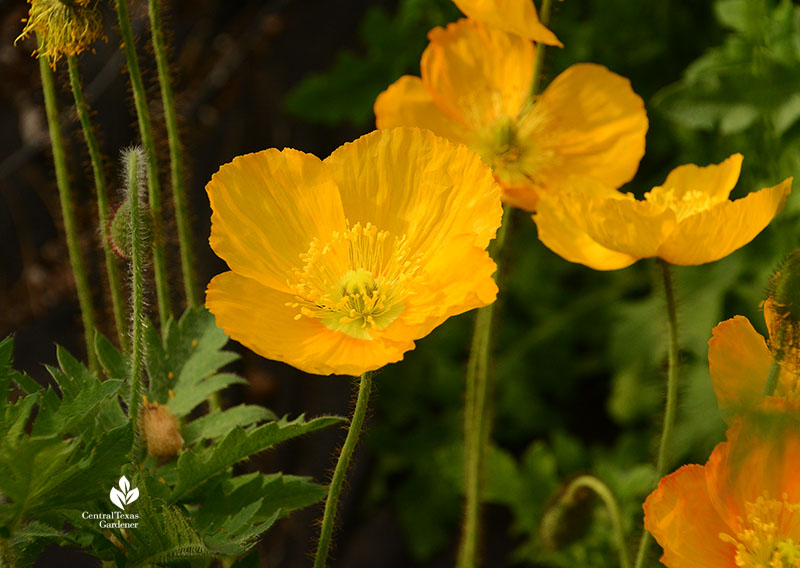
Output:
[
  {"xmin": 534, "ymin": 186, "xmax": 639, "ymax": 270},
  {"xmin": 207, "ymin": 149, "xmax": 346, "ymax": 292},
  {"xmin": 657, "ymin": 178, "xmax": 792, "ymax": 265},
  {"xmin": 323, "ymin": 127, "xmax": 502, "ymax": 256},
  {"xmin": 643, "ymin": 464, "xmax": 735, "ymax": 568},
  {"xmin": 422, "ymin": 19, "xmax": 534, "ymax": 127},
  {"xmin": 374, "ymin": 75, "xmax": 470, "ymax": 145},
  {"xmin": 533, "ymin": 63, "xmax": 648, "ymax": 194},
  {"xmin": 206, "ymin": 272, "xmax": 413, "ymax": 376},
  {"xmin": 708, "ymin": 316, "xmax": 773, "ymax": 422},
  {"xmin": 451, "ymin": 0, "xmax": 562, "ymax": 46},
  {"xmin": 649, "ymin": 154, "xmax": 743, "ymax": 203},
  {"xmin": 575, "ymin": 197, "xmax": 676, "ymax": 260}
]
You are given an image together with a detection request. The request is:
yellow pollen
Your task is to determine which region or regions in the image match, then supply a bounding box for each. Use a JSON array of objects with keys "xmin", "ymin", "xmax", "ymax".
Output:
[
  {"xmin": 289, "ymin": 222, "xmax": 419, "ymax": 340},
  {"xmin": 718, "ymin": 493, "xmax": 800, "ymax": 567}
]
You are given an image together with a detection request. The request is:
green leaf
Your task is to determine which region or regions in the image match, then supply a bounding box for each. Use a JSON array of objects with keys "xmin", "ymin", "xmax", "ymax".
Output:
[
  {"xmin": 181, "ymin": 405, "xmax": 277, "ymax": 446},
  {"xmin": 146, "ymin": 307, "xmax": 240, "ymax": 415},
  {"xmin": 95, "ymin": 331, "xmax": 130, "ymax": 383},
  {"xmin": 170, "ymin": 415, "xmax": 343, "ymax": 502}
]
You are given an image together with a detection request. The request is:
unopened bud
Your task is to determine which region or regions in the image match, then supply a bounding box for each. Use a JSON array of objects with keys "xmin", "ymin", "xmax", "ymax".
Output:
[
  {"xmin": 140, "ymin": 401, "xmax": 183, "ymax": 460},
  {"xmin": 108, "ymin": 199, "xmax": 152, "ymax": 260},
  {"xmin": 765, "ymin": 250, "xmax": 800, "ymax": 373},
  {"xmin": 15, "ymin": 0, "xmax": 105, "ymax": 67},
  {"xmin": 539, "ymin": 479, "xmax": 594, "ymax": 550}
]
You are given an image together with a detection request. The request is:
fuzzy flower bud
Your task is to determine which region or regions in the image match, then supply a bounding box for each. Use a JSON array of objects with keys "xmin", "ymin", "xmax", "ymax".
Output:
[
  {"xmin": 108, "ymin": 198, "xmax": 152, "ymax": 260},
  {"xmin": 140, "ymin": 400, "xmax": 183, "ymax": 460},
  {"xmin": 764, "ymin": 249, "xmax": 800, "ymax": 373},
  {"xmin": 15, "ymin": 0, "xmax": 105, "ymax": 67},
  {"xmin": 539, "ymin": 479, "xmax": 594, "ymax": 550}
]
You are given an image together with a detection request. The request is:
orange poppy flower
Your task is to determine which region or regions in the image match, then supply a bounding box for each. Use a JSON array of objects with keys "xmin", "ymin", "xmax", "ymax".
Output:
[
  {"xmin": 535, "ymin": 154, "xmax": 792, "ymax": 269},
  {"xmin": 374, "ymin": 18, "xmax": 648, "ymax": 211},
  {"xmin": 205, "ymin": 127, "xmax": 502, "ymax": 376},
  {"xmin": 644, "ymin": 405, "xmax": 800, "ymax": 568},
  {"xmin": 709, "ymin": 305, "xmax": 800, "ymax": 421},
  {"xmin": 451, "ymin": 0, "xmax": 562, "ymax": 46}
]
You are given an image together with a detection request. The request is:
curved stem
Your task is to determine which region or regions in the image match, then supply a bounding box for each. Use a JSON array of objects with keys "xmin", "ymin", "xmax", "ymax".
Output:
[
  {"xmin": 126, "ymin": 150, "xmax": 145, "ymax": 447},
  {"xmin": 115, "ymin": 0, "xmax": 171, "ymax": 329},
  {"xmin": 67, "ymin": 55, "xmax": 128, "ymax": 352},
  {"xmin": 634, "ymin": 258, "xmax": 680, "ymax": 568},
  {"xmin": 562, "ymin": 475, "xmax": 631, "ymax": 568},
  {"xmin": 313, "ymin": 371, "xmax": 373, "ymax": 568},
  {"xmin": 457, "ymin": 206, "xmax": 512, "ymax": 568},
  {"xmin": 147, "ymin": 0, "xmax": 198, "ymax": 307},
  {"xmin": 37, "ymin": 37, "xmax": 98, "ymax": 373}
]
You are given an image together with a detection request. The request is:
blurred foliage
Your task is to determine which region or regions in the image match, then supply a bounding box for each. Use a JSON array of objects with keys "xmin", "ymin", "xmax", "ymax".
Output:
[
  {"xmin": 285, "ymin": 0, "xmax": 460, "ymax": 127},
  {"xmin": 284, "ymin": 0, "xmax": 800, "ymax": 565}
]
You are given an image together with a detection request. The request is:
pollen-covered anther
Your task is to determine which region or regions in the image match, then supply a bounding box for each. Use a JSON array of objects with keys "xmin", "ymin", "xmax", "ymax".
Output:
[
  {"xmin": 289, "ymin": 222, "xmax": 420, "ymax": 339},
  {"xmin": 718, "ymin": 493, "xmax": 800, "ymax": 567}
]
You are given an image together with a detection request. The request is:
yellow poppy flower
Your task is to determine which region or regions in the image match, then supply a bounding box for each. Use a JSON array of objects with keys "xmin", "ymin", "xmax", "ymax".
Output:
[
  {"xmin": 644, "ymin": 406, "xmax": 800, "ymax": 568},
  {"xmin": 535, "ymin": 154, "xmax": 792, "ymax": 269},
  {"xmin": 451, "ymin": 0, "xmax": 562, "ymax": 46},
  {"xmin": 205, "ymin": 128, "xmax": 502, "ymax": 376},
  {"xmin": 374, "ymin": 18, "xmax": 648, "ymax": 211},
  {"xmin": 16, "ymin": 0, "xmax": 104, "ymax": 66}
]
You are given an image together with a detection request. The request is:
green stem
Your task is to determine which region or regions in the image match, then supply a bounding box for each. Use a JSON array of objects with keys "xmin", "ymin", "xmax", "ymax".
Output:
[
  {"xmin": 763, "ymin": 361, "xmax": 780, "ymax": 397},
  {"xmin": 529, "ymin": 0, "xmax": 555, "ymax": 97},
  {"xmin": 313, "ymin": 371, "xmax": 374, "ymax": 568},
  {"xmin": 115, "ymin": 0, "xmax": 171, "ymax": 329},
  {"xmin": 457, "ymin": 206, "xmax": 512, "ymax": 568},
  {"xmin": 634, "ymin": 258, "xmax": 680, "ymax": 568},
  {"xmin": 126, "ymin": 150, "xmax": 145, "ymax": 447},
  {"xmin": 562, "ymin": 476, "xmax": 631, "ymax": 568},
  {"xmin": 37, "ymin": 37, "xmax": 98, "ymax": 373},
  {"xmin": 67, "ymin": 55, "xmax": 128, "ymax": 352},
  {"xmin": 147, "ymin": 0, "xmax": 198, "ymax": 307}
]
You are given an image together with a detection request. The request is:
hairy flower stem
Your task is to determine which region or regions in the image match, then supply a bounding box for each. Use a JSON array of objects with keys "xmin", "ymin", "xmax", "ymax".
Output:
[
  {"xmin": 562, "ymin": 476, "xmax": 632, "ymax": 568},
  {"xmin": 115, "ymin": 0, "xmax": 171, "ymax": 329},
  {"xmin": 147, "ymin": 0, "xmax": 198, "ymax": 307},
  {"xmin": 457, "ymin": 206, "xmax": 512, "ymax": 568},
  {"xmin": 763, "ymin": 361, "xmax": 780, "ymax": 397},
  {"xmin": 634, "ymin": 259, "xmax": 680, "ymax": 568},
  {"xmin": 38, "ymin": 36, "xmax": 98, "ymax": 373},
  {"xmin": 530, "ymin": 0, "xmax": 554, "ymax": 97},
  {"xmin": 126, "ymin": 149, "xmax": 146, "ymax": 449},
  {"xmin": 67, "ymin": 56, "xmax": 128, "ymax": 352},
  {"xmin": 314, "ymin": 371, "xmax": 374, "ymax": 568}
]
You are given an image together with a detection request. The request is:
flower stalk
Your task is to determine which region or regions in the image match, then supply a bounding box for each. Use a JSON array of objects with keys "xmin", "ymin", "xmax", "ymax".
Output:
[
  {"xmin": 314, "ymin": 371, "xmax": 374, "ymax": 568},
  {"xmin": 634, "ymin": 258, "xmax": 680, "ymax": 568},
  {"xmin": 115, "ymin": 0, "xmax": 171, "ymax": 329},
  {"xmin": 124, "ymin": 148, "xmax": 147, "ymax": 447},
  {"xmin": 457, "ymin": 205, "xmax": 512, "ymax": 568},
  {"xmin": 147, "ymin": 0, "xmax": 198, "ymax": 307},
  {"xmin": 529, "ymin": 0, "xmax": 554, "ymax": 97},
  {"xmin": 67, "ymin": 55, "xmax": 128, "ymax": 351},
  {"xmin": 37, "ymin": 34, "xmax": 98, "ymax": 373}
]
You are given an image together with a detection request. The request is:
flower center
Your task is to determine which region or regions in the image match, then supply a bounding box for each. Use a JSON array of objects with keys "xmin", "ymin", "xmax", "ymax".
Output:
[
  {"xmin": 719, "ymin": 493, "xmax": 800, "ymax": 567},
  {"xmin": 644, "ymin": 187, "xmax": 722, "ymax": 222},
  {"xmin": 469, "ymin": 109, "xmax": 554, "ymax": 188},
  {"xmin": 287, "ymin": 222, "xmax": 418, "ymax": 340}
]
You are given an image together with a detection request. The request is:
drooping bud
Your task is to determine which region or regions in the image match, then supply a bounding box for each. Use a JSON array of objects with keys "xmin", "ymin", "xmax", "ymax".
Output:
[
  {"xmin": 539, "ymin": 477, "xmax": 595, "ymax": 550},
  {"xmin": 764, "ymin": 249, "xmax": 800, "ymax": 374},
  {"xmin": 140, "ymin": 400, "xmax": 183, "ymax": 460},
  {"xmin": 15, "ymin": 0, "xmax": 105, "ymax": 67}
]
